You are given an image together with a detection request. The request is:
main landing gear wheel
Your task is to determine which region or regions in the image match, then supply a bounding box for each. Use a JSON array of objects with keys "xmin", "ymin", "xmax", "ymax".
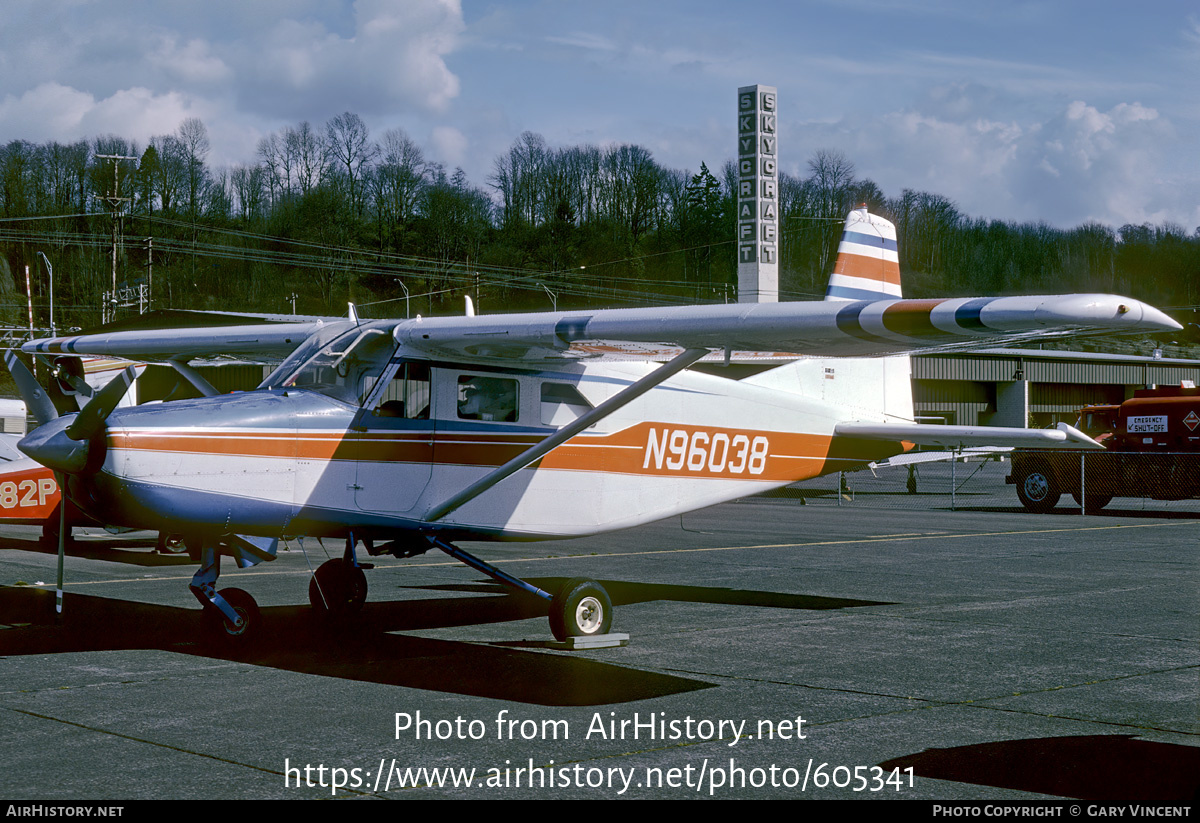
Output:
[
  {"xmin": 1016, "ymin": 467, "xmax": 1060, "ymax": 513},
  {"xmin": 549, "ymin": 578, "xmax": 612, "ymax": 642},
  {"xmin": 155, "ymin": 533, "xmax": 187, "ymax": 554},
  {"xmin": 203, "ymin": 587, "xmax": 260, "ymax": 642},
  {"xmin": 308, "ymin": 558, "xmax": 367, "ymax": 618}
]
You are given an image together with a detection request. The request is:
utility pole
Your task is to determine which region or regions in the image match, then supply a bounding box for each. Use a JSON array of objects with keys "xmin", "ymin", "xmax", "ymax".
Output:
[
  {"xmin": 36, "ymin": 252, "xmax": 54, "ymax": 337},
  {"xmin": 144, "ymin": 238, "xmax": 152, "ymax": 312},
  {"xmin": 469, "ymin": 255, "xmax": 479, "ymax": 313},
  {"xmin": 24, "ymin": 266, "xmax": 34, "ymax": 340},
  {"xmin": 95, "ymin": 154, "xmax": 138, "ymax": 323}
]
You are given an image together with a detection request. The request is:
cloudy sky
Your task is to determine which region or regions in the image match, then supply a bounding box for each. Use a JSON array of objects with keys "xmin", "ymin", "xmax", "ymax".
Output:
[{"xmin": 2, "ymin": 0, "xmax": 1197, "ymax": 230}]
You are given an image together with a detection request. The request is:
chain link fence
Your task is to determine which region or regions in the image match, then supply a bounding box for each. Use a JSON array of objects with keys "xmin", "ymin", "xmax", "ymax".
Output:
[{"xmin": 762, "ymin": 450, "xmax": 1200, "ymax": 515}]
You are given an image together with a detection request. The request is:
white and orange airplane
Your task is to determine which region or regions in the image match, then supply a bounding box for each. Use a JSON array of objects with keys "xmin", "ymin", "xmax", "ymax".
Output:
[{"xmin": 6, "ymin": 208, "xmax": 1180, "ymax": 643}]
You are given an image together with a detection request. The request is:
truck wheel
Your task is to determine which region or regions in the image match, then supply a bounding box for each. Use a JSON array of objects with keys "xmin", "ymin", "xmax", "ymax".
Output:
[
  {"xmin": 1016, "ymin": 468, "xmax": 1060, "ymax": 513},
  {"xmin": 1071, "ymin": 493, "xmax": 1111, "ymax": 513}
]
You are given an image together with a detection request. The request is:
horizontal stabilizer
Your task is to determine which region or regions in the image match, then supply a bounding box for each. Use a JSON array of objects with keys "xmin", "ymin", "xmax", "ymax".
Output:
[{"xmin": 834, "ymin": 421, "xmax": 1104, "ymax": 450}]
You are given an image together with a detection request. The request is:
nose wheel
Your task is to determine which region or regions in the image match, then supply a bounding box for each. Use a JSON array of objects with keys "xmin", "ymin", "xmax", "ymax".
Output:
[{"xmin": 202, "ymin": 587, "xmax": 260, "ymax": 642}]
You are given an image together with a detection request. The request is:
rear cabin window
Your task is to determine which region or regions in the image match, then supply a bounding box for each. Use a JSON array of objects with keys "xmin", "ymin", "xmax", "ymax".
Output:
[
  {"xmin": 457, "ymin": 375, "xmax": 519, "ymax": 422},
  {"xmin": 540, "ymin": 382, "xmax": 592, "ymax": 426}
]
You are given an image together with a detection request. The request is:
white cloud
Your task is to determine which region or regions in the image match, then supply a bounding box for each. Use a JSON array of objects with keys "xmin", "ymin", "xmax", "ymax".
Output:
[
  {"xmin": 0, "ymin": 82, "xmax": 202, "ymax": 148},
  {"xmin": 0, "ymin": 0, "xmax": 464, "ymax": 155},
  {"xmin": 238, "ymin": 0, "xmax": 464, "ymax": 118},
  {"xmin": 148, "ymin": 36, "xmax": 234, "ymax": 86},
  {"xmin": 0, "ymin": 83, "xmax": 95, "ymax": 138},
  {"xmin": 431, "ymin": 125, "xmax": 467, "ymax": 168},
  {"xmin": 545, "ymin": 32, "xmax": 618, "ymax": 51},
  {"xmin": 787, "ymin": 95, "xmax": 1186, "ymax": 228},
  {"xmin": 1186, "ymin": 15, "xmax": 1200, "ymax": 48},
  {"xmin": 1018, "ymin": 101, "xmax": 1171, "ymax": 226}
]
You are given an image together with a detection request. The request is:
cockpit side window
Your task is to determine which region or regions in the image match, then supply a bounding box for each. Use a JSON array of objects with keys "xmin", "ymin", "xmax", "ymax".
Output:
[{"xmin": 370, "ymin": 361, "xmax": 431, "ymax": 420}]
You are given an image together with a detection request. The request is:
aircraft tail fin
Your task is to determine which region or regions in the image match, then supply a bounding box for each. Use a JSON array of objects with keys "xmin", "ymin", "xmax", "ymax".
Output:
[
  {"xmin": 823, "ymin": 206, "xmax": 901, "ymax": 302},
  {"xmin": 747, "ymin": 206, "xmax": 913, "ymax": 420},
  {"xmin": 746, "ymin": 354, "xmax": 915, "ymax": 422}
]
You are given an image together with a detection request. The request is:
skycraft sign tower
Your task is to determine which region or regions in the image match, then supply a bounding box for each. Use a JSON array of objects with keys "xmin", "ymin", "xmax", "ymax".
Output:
[{"xmin": 737, "ymin": 84, "xmax": 779, "ymax": 303}]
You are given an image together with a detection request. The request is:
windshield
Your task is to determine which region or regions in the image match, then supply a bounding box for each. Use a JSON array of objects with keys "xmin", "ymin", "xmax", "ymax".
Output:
[
  {"xmin": 1076, "ymin": 407, "xmax": 1117, "ymax": 437},
  {"xmin": 261, "ymin": 321, "xmax": 398, "ymax": 406}
]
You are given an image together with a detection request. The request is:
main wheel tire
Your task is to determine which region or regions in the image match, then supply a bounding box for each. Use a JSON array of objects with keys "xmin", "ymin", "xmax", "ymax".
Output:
[
  {"xmin": 1071, "ymin": 492, "xmax": 1112, "ymax": 513},
  {"xmin": 1016, "ymin": 467, "xmax": 1060, "ymax": 513},
  {"xmin": 155, "ymin": 533, "xmax": 187, "ymax": 554},
  {"xmin": 308, "ymin": 558, "xmax": 368, "ymax": 617},
  {"xmin": 203, "ymin": 587, "xmax": 260, "ymax": 641},
  {"xmin": 549, "ymin": 578, "xmax": 612, "ymax": 642}
]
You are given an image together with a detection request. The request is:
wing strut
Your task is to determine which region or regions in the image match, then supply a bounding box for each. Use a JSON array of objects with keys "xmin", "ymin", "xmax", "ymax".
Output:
[
  {"xmin": 169, "ymin": 360, "xmax": 220, "ymax": 398},
  {"xmin": 425, "ymin": 347, "xmax": 709, "ymax": 522}
]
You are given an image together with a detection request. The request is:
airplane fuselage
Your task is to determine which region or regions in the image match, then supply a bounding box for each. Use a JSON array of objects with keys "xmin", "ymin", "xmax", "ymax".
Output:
[{"xmin": 87, "ymin": 356, "xmax": 903, "ymax": 543}]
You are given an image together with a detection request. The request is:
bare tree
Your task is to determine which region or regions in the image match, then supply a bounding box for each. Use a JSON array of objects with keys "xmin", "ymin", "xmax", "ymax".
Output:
[
  {"xmin": 230, "ymin": 163, "xmax": 267, "ymax": 222},
  {"xmin": 373, "ymin": 127, "xmax": 427, "ymax": 226},
  {"xmin": 806, "ymin": 149, "xmax": 857, "ymax": 276},
  {"xmin": 256, "ymin": 132, "xmax": 290, "ymax": 208},
  {"xmin": 177, "ymin": 118, "xmax": 210, "ymax": 220},
  {"xmin": 490, "ymin": 131, "xmax": 547, "ymax": 228},
  {"xmin": 150, "ymin": 135, "xmax": 187, "ymax": 215},
  {"xmin": 600, "ymin": 144, "xmax": 659, "ymax": 244},
  {"xmin": 325, "ymin": 111, "xmax": 378, "ymax": 217},
  {"xmin": 285, "ymin": 122, "xmax": 327, "ymax": 195},
  {"xmin": 0, "ymin": 140, "xmax": 34, "ymax": 217},
  {"xmin": 40, "ymin": 142, "xmax": 84, "ymax": 213}
]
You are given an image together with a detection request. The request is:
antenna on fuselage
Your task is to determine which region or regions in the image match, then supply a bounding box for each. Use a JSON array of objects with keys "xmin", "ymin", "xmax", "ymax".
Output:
[
  {"xmin": 464, "ymin": 295, "xmax": 476, "ymax": 317},
  {"xmin": 347, "ymin": 302, "xmax": 359, "ymax": 323}
]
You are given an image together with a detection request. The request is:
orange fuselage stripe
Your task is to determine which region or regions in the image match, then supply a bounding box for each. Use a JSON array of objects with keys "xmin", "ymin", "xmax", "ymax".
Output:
[{"xmin": 109, "ymin": 424, "xmax": 902, "ymax": 483}]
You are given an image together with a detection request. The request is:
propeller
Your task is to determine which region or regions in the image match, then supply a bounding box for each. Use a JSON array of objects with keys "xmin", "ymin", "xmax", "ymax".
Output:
[
  {"xmin": 6, "ymin": 354, "xmax": 137, "ymax": 623},
  {"xmin": 1, "ymin": 355, "xmax": 124, "ymax": 623},
  {"xmin": 15, "ymin": 364, "xmax": 137, "ymax": 475},
  {"xmin": 4, "ymin": 352, "xmax": 58, "ymax": 425},
  {"xmin": 65, "ymin": 365, "xmax": 135, "ymax": 442}
]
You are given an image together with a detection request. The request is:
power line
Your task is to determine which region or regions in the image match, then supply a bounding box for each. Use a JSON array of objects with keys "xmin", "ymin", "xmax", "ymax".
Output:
[{"xmin": 0, "ymin": 213, "xmax": 95, "ymax": 223}]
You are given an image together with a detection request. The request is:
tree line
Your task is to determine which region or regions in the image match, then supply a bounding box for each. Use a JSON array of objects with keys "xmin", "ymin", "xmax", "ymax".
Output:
[{"xmin": 0, "ymin": 113, "xmax": 1197, "ymax": 338}]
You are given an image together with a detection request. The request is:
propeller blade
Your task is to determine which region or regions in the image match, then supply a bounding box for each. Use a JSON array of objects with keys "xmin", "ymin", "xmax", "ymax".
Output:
[
  {"xmin": 65, "ymin": 365, "xmax": 137, "ymax": 441},
  {"xmin": 4, "ymin": 351, "xmax": 57, "ymax": 425}
]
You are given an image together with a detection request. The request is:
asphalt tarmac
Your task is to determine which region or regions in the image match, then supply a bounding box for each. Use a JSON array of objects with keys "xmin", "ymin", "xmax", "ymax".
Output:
[{"xmin": 0, "ymin": 497, "xmax": 1196, "ymax": 801}]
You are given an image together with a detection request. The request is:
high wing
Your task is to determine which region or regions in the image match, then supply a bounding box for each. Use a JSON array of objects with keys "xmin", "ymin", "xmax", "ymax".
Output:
[
  {"xmin": 392, "ymin": 294, "xmax": 1178, "ymax": 362},
  {"xmin": 21, "ymin": 294, "xmax": 1177, "ymax": 365},
  {"xmin": 23, "ymin": 319, "xmax": 331, "ymax": 363}
]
